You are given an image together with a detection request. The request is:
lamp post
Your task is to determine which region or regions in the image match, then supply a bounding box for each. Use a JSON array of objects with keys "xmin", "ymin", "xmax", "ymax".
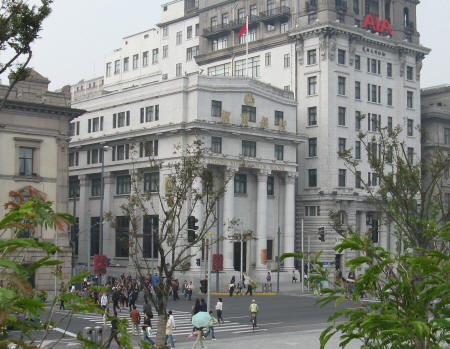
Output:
[{"xmin": 99, "ymin": 145, "xmax": 110, "ymax": 284}]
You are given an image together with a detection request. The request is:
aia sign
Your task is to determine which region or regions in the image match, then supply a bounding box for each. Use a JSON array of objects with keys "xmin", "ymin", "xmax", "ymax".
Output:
[{"xmin": 363, "ymin": 14, "xmax": 392, "ymax": 36}]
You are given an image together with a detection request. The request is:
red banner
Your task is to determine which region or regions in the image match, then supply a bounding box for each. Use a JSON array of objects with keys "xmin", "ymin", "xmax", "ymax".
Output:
[
  {"xmin": 93, "ymin": 254, "xmax": 107, "ymax": 275},
  {"xmin": 212, "ymin": 254, "xmax": 223, "ymax": 271}
]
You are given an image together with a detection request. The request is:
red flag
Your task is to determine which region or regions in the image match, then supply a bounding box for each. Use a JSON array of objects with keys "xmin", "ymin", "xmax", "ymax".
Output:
[{"xmin": 238, "ymin": 18, "xmax": 247, "ymax": 38}]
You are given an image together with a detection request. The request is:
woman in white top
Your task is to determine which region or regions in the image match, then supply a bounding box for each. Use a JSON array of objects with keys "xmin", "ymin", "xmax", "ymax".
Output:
[{"xmin": 215, "ymin": 298, "xmax": 224, "ymax": 324}]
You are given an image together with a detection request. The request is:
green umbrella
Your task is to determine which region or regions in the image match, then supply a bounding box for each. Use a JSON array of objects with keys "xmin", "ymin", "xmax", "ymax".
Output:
[{"xmin": 192, "ymin": 311, "xmax": 212, "ymax": 328}]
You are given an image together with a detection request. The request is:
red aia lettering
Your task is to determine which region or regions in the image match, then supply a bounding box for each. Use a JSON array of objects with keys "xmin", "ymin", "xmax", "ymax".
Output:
[{"xmin": 363, "ymin": 14, "xmax": 392, "ymax": 36}]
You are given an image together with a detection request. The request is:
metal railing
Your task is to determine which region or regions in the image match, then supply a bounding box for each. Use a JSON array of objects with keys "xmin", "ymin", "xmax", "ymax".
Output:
[{"xmin": 258, "ymin": 6, "xmax": 291, "ymax": 21}]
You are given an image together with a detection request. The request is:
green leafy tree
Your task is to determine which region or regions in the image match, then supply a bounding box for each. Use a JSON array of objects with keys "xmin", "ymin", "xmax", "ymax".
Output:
[
  {"xmin": 0, "ymin": 0, "xmax": 52, "ymax": 108},
  {"xmin": 282, "ymin": 119, "xmax": 450, "ymax": 348}
]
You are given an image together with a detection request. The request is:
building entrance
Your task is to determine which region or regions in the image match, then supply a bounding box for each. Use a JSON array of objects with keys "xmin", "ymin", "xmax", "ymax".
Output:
[{"xmin": 233, "ymin": 241, "xmax": 247, "ymax": 272}]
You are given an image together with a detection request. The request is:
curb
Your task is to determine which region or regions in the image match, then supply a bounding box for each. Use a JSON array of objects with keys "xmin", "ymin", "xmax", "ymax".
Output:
[{"xmin": 202, "ymin": 292, "xmax": 278, "ymax": 296}]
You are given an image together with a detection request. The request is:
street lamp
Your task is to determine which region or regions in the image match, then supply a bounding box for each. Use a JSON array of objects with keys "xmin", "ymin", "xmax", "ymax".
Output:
[{"xmin": 99, "ymin": 145, "xmax": 110, "ymax": 283}]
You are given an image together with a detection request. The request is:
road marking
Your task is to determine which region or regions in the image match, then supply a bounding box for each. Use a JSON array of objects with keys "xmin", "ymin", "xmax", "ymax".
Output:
[
  {"xmin": 51, "ymin": 326, "xmax": 77, "ymax": 338},
  {"xmin": 224, "ymin": 315, "xmax": 248, "ymax": 319},
  {"xmin": 232, "ymin": 329, "xmax": 268, "ymax": 334}
]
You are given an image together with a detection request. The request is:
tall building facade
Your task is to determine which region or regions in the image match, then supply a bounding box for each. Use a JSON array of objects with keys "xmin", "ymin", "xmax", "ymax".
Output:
[
  {"xmin": 0, "ymin": 70, "xmax": 84, "ymax": 292},
  {"xmin": 70, "ymin": 0, "xmax": 430, "ymax": 282}
]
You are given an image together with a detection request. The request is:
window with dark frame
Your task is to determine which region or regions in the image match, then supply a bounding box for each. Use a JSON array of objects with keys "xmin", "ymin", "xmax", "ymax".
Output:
[
  {"xmin": 266, "ymin": 239, "xmax": 273, "ymax": 260},
  {"xmin": 116, "ymin": 175, "xmax": 131, "ymax": 195},
  {"xmin": 242, "ymin": 105, "xmax": 256, "ymax": 122},
  {"xmin": 143, "ymin": 215, "xmax": 159, "ymax": 258},
  {"xmin": 308, "ymin": 106, "xmax": 317, "ymax": 126},
  {"xmin": 308, "ymin": 169, "xmax": 317, "ymax": 187},
  {"xmin": 267, "ymin": 176, "xmax": 274, "ymax": 196},
  {"xmin": 19, "ymin": 147, "xmax": 33, "ymax": 176},
  {"xmin": 338, "ymin": 169, "xmax": 346, "ymax": 187},
  {"xmin": 274, "ymin": 144, "xmax": 284, "ymax": 160},
  {"xmin": 355, "ymin": 81, "xmax": 361, "ymax": 100},
  {"xmin": 309, "ymin": 138, "xmax": 317, "ymax": 157},
  {"xmin": 242, "ymin": 140, "xmax": 256, "ymax": 157},
  {"xmin": 91, "ymin": 177, "xmax": 102, "ymax": 197},
  {"xmin": 338, "ymin": 107, "xmax": 346, "ymax": 126},
  {"xmin": 211, "ymin": 136, "xmax": 222, "ymax": 154},
  {"xmin": 90, "ymin": 217, "xmax": 100, "ymax": 256},
  {"xmin": 144, "ymin": 172, "xmax": 159, "ymax": 192},
  {"xmin": 234, "ymin": 173, "xmax": 247, "ymax": 194},
  {"xmin": 211, "ymin": 100, "xmax": 222, "ymax": 117},
  {"xmin": 338, "ymin": 49, "xmax": 346, "ymax": 64},
  {"xmin": 274, "ymin": 110, "xmax": 284, "ymax": 126},
  {"xmin": 307, "ymin": 49, "xmax": 317, "ymax": 65},
  {"xmin": 69, "ymin": 176, "xmax": 80, "ymax": 198},
  {"xmin": 115, "ymin": 216, "xmax": 129, "ymax": 257},
  {"xmin": 338, "ymin": 76, "xmax": 346, "ymax": 95},
  {"xmin": 407, "ymin": 119, "xmax": 413, "ymax": 136}
]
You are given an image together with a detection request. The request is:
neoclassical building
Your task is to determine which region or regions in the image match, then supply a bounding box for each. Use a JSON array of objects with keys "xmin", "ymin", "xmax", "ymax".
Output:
[
  {"xmin": 0, "ymin": 70, "xmax": 84, "ymax": 292},
  {"xmin": 68, "ymin": 75, "xmax": 303, "ymax": 283}
]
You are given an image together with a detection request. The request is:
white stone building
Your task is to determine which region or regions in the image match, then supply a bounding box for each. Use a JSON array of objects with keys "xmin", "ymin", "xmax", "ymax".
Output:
[{"xmin": 70, "ymin": 0, "xmax": 431, "ymax": 281}]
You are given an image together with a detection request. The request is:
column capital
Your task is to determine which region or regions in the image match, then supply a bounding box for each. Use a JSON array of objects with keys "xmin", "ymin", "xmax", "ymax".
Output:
[
  {"xmin": 256, "ymin": 170, "xmax": 270, "ymax": 182},
  {"xmin": 285, "ymin": 172, "xmax": 297, "ymax": 184},
  {"xmin": 79, "ymin": 174, "xmax": 88, "ymax": 186}
]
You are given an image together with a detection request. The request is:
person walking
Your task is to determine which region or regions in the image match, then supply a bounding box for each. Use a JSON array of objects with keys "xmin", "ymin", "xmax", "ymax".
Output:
[
  {"xmin": 215, "ymin": 298, "xmax": 224, "ymax": 324},
  {"xmin": 143, "ymin": 299, "xmax": 153, "ymax": 325},
  {"xmin": 228, "ymin": 282, "xmax": 235, "ymax": 297},
  {"xmin": 130, "ymin": 305, "xmax": 141, "ymax": 336},
  {"xmin": 245, "ymin": 281, "xmax": 253, "ymax": 296},
  {"xmin": 187, "ymin": 281, "xmax": 193, "ymax": 301},
  {"xmin": 100, "ymin": 292, "xmax": 108, "ymax": 311},
  {"xmin": 292, "ymin": 270, "xmax": 298, "ymax": 283},
  {"xmin": 200, "ymin": 298, "xmax": 207, "ymax": 312},
  {"xmin": 192, "ymin": 327, "xmax": 205, "ymax": 349},
  {"xmin": 204, "ymin": 311, "xmax": 218, "ymax": 340},
  {"xmin": 182, "ymin": 280, "xmax": 188, "ymax": 300},
  {"xmin": 142, "ymin": 312, "xmax": 155, "ymax": 346},
  {"xmin": 105, "ymin": 311, "xmax": 122, "ymax": 348},
  {"xmin": 165, "ymin": 310, "xmax": 176, "ymax": 349}
]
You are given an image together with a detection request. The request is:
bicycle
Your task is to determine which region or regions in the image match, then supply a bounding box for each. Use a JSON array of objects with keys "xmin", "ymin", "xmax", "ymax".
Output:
[{"xmin": 250, "ymin": 312, "xmax": 257, "ymax": 331}]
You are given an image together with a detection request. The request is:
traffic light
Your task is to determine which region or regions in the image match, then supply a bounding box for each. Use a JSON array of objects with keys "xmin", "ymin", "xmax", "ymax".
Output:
[
  {"xmin": 200, "ymin": 279, "xmax": 207, "ymax": 293},
  {"xmin": 318, "ymin": 227, "xmax": 325, "ymax": 242},
  {"xmin": 188, "ymin": 216, "xmax": 199, "ymax": 243}
]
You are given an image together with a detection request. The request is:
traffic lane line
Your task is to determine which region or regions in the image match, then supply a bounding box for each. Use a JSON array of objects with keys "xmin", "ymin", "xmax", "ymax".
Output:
[
  {"xmin": 51, "ymin": 326, "xmax": 77, "ymax": 338},
  {"xmin": 232, "ymin": 329, "xmax": 268, "ymax": 334}
]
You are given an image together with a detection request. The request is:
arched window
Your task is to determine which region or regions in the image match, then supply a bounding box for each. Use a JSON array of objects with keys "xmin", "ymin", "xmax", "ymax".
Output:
[
  {"xmin": 404, "ymin": 7, "xmax": 409, "ymax": 27},
  {"xmin": 385, "ymin": 0, "xmax": 391, "ymax": 21}
]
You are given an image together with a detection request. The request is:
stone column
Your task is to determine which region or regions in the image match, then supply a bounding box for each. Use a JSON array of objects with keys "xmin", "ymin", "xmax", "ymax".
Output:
[
  {"xmin": 222, "ymin": 167, "xmax": 236, "ymax": 271},
  {"xmin": 283, "ymin": 172, "xmax": 296, "ymax": 270},
  {"xmin": 102, "ymin": 172, "xmax": 115, "ymax": 259},
  {"xmin": 256, "ymin": 171, "xmax": 269, "ymax": 271},
  {"xmin": 78, "ymin": 175, "xmax": 89, "ymax": 266}
]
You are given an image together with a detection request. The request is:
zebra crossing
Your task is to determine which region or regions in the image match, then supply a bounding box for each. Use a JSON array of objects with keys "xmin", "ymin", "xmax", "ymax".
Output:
[{"xmin": 70, "ymin": 307, "xmax": 268, "ymax": 337}]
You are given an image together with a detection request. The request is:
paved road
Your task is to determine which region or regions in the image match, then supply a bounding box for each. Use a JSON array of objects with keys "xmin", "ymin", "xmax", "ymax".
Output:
[{"xmin": 42, "ymin": 294, "xmax": 354, "ymax": 347}]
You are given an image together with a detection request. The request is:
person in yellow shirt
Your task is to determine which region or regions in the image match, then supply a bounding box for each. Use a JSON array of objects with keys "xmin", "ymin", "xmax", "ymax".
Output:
[{"xmin": 249, "ymin": 299, "xmax": 259, "ymax": 327}]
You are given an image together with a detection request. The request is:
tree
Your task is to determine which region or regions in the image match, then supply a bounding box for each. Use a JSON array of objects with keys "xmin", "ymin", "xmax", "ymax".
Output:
[
  {"xmin": 118, "ymin": 139, "xmax": 228, "ymax": 348},
  {"xmin": 0, "ymin": 0, "xmax": 52, "ymax": 108},
  {"xmin": 282, "ymin": 118, "xmax": 450, "ymax": 348},
  {"xmin": 0, "ymin": 187, "xmax": 101, "ymax": 348}
]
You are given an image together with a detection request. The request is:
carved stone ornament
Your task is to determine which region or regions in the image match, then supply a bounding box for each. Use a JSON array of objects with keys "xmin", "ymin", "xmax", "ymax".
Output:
[
  {"xmin": 260, "ymin": 116, "xmax": 268, "ymax": 129},
  {"xmin": 296, "ymin": 38, "xmax": 304, "ymax": 66},
  {"xmin": 329, "ymin": 38, "xmax": 336, "ymax": 61},
  {"xmin": 241, "ymin": 113, "xmax": 249, "ymax": 126},
  {"xmin": 415, "ymin": 54, "xmax": 423, "ymax": 81},
  {"xmin": 279, "ymin": 120, "xmax": 287, "ymax": 131},
  {"xmin": 165, "ymin": 177, "xmax": 174, "ymax": 192},
  {"xmin": 319, "ymin": 34, "xmax": 327, "ymax": 61},
  {"xmin": 221, "ymin": 110, "xmax": 230, "ymax": 123},
  {"xmin": 244, "ymin": 92, "xmax": 255, "ymax": 106},
  {"xmin": 349, "ymin": 37, "xmax": 356, "ymax": 66}
]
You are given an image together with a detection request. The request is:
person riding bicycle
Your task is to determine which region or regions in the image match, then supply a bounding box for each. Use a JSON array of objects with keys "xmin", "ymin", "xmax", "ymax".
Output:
[{"xmin": 249, "ymin": 299, "xmax": 259, "ymax": 327}]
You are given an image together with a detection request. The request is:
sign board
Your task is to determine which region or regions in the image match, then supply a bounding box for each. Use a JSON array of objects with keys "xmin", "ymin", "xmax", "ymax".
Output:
[
  {"xmin": 363, "ymin": 14, "xmax": 392, "ymax": 36},
  {"xmin": 323, "ymin": 262, "xmax": 329, "ymax": 266}
]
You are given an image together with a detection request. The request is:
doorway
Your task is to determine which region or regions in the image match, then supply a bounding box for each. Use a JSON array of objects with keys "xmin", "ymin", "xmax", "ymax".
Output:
[{"xmin": 233, "ymin": 241, "xmax": 247, "ymax": 272}]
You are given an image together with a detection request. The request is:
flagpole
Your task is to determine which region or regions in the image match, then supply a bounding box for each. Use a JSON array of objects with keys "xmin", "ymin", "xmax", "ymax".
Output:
[{"xmin": 246, "ymin": 15, "xmax": 249, "ymax": 77}]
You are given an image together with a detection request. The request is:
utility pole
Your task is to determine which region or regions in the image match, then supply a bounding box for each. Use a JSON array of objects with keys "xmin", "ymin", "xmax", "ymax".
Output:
[
  {"xmin": 307, "ymin": 235, "xmax": 310, "ymax": 292},
  {"xmin": 215, "ymin": 200, "xmax": 219, "ymax": 292},
  {"xmin": 277, "ymin": 226, "xmax": 281, "ymax": 294},
  {"xmin": 301, "ymin": 219, "xmax": 304, "ymax": 293},
  {"xmin": 207, "ymin": 232, "xmax": 212, "ymax": 311}
]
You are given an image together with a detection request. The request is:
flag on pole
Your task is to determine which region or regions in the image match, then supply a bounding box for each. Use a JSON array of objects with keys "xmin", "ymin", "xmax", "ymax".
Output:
[{"xmin": 238, "ymin": 18, "xmax": 247, "ymax": 38}]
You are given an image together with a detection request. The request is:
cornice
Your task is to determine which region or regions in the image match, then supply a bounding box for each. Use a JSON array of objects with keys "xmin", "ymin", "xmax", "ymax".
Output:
[
  {"xmin": 0, "ymin": 99, "xmax": 85, "ymax": 119},
  {"xmin": 69, "ymin": 121, "xmax": 306, "ymax": 149},
  {"xmin": 289, "ymin": 22, "xmax": 430, "ymax": 56}
]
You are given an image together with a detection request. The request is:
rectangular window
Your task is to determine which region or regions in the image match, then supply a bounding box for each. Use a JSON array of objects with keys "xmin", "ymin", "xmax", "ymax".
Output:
[
  {"xmin": 355, "ymin": 140, "xmax": 361, "ymax": 159},
  {"xmin": 355, "ymin": 81, "xmax": 361, "ymax": 100},
  {"xmin": 210, "ymin": 16, "xmax": 218, "ymax": 27},
  {"xmin": 407, "ymin": 91, "xmax": 414, "ymax": 108},
  {"xmin": 267, "ymin": 23, "xmax": 275, "ymax": 32},
  {"xmin": 211, "ymin": 100, "xmax": 222, "ymax": 117},
  {"xmin": 338, "ymin": 49, "xmax": 346, "ymax": 65},
  {"xmin": 176, "ymin": 31, "xmax": 182, "ymax": 45},
  {"xmin": 208, "ymin": 63, "xmax": 231, "ymax": 76},
  {"xmin": 406, "ymin": 66, "xmax": 414, "ymax": 81},
  {"xmin": 106, "ymin": 62, "xmax": 112, "ymax": 77},
  {"xmin": 139, "ymin": 140, "xmax": 158, "ymax": 157},
  {"xmin": 274, "ymin": 144, "xmax": 284, "ymax": 160},
  {"xmin": 444, "ymin": 128, "xmax": 450, "ymax": 144},
  {"xmin": 91, "ymin": 148, "xmax": 100, "ymax": 164},
  {"xmin": 123, "ymin": 57, "xmax": 129, "ymax": 72},
  {"xmin": 176, "ymin": 63, "xmax": 182, "ymax": 77},
  {"xmin": 234, "ymin": 173, "xmax": 247, "ymax": 194},
  {"xmin": 407, "ymin": 119, "xmax": 413, "ymax": 136},
  {"xmin": 187, "ymin": 47, "xmax": 193, "ymax": 61},
  {"xmin": 152, "ymin": 49, "xmax": 158, "ymax": 64},
  {"xmin": 309, "ymin": 137, "xmax": 317, "ymax": 157},
  {"xmin": 338, "ymin": 137, "xmax": 346, "ymax": 153},
  {"xmin": 91, "ymin": 177, "xmax": 102, "ymax": 197},
  {"xmin": 355, "ymin": 55, "xmax": 361, "ymax": 70},
  {"xmin": 163, "ymin": 45, "xmax": 168, "ymax": 58},
  {"xmin": 144, "ymin": 172, "xmax": 159, "ymax": 192},
  {"xmin": 388, "ymin": 116, "xmax": 393, "ymax": 134},
  {"xmin": 338, "ymin": 76, "xmax": 346, "ymax": 95},
  {"xmin": 387, "ymin": 88, "xmax": 393, "ymax": 106},
  {"xmin": 116, "ymin": 175, "xmax": 131, "ymax": 195},
  {"xmin": 92, "ymin": 117, "xmax": 100, "ymax": 132},
  {"xmin": 308, "ymin": 76, "xmax": 317, "ymax": 95},
  {"xmin": 69, "ymin": 152, "xmax": 79, "ymax": 167},
  {"xmin": 308, "ymin": 107, "xmax": 317, "ymax": 126},
  {"xmin": 407, "ymin": 147, "xmax": 414, "ymax": 163},
  {"xmin": 338, "ymin": 169, "xmax": 346, "ymax": 187},
  {"xmin": 222, "ymin": 13, "xmax": 229, "ymax": 24},
  {"xmin": 140, "ymin": 51, "xmax": 147, "ymax": 67},
  {"xmin": 307, "ymin": 49, "xmax": 317, "ymax": 65},
  {"xmin": 242, "ymin": 140, "xmax": 256, "ymax": 157},
  {"xmin": 275, "ymin": 111, "xmax": 284, "ymax": 126},
  {"xmin": 211, "ymin": 136, "xmax": 222, "ymax": 154},
  {"xmin": 355, "ymin": 171, "xmax": 362, "ymax": 188},
  {"xmin": 387, "ymin": 63, "xmax": 392, "ymax": 77},
  {"xmin": 338, "ymin": 107, "xmax": 346, "ymax": 126},
  {"xmin": 267, "ymin": 176, "xmax": 274, "ymax": 196},
  {"xmin": 19, "ymin": 147, "xmax": 33, "ymax": 176},
  {"xmin": 143, "ymin": 215, "xmax": 158, "ymax": 258},
  {"xmin": 90, "ymin": 217, "xmax": 100, "ymax": 256},
  {"xmin": 114, "ymin": 60, "xmax": 120, "ymax": 75},
  {"xmin": 187, "ymin": 25, "xmax": 193, "ymax": 39},
  {"xmin": 133, "ymin": 54, "xmax": 139, "ymax": 69},
  {"xmin": 212, "ymin": 36, "xmax": 228, "ymax": 51},
  {"xmin": 280, "ymin": 22, "xmax": 288, "ymax": 33},
  {"xmin": 195, "ymin": 23, "xmax": 199, "ymax": 36},
  {"xmin": 242, "ymin": 105, "xmax": 256, "ymax": 122},
  {"xmin": 355, "ymin": 111, "xmax": 361, "ymax": 130},
  {"xmin": 163, "ymin": 26, "xmax": 168, "ymax": 37},
  {"xmin": 115, "ymin": 216, "xmax": 129, "ymax": 257},
  {"xmin": 284, "ymin": 53, "xmax": 290, "ymax": 68},
  {"xmin": 308, "ymin": 169, "xmax": 317, "ymax": 187},
  {"xmin": 68, "ymin": 176, "xmax": 80, "ymax": 198},
  {"xmin": 248, "ymin": 56, "xmax": 260, "ymax": 77},
  {"xmin": 265, "ymin": 52, "xmax": 271, "ymax": 66}
]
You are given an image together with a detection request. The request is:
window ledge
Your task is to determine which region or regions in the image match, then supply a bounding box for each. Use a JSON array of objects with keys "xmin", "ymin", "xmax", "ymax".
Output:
[
  {"xmin": 89, "ymin": 196, "xmax": 101, "ymax": 200},
  {"xmin": 306, "ymin": 94, "xmax": 319, "ymax": 98},
  {"xmin": 234, "ymin": 193, "xmax": 248, "ymax": 197},
  {"xmin": 14, "ymin": 175, "xmax": 42, "ymax": 182},
  {"xmin": 337, "ymin": 94, "xmax": 347, "ymax": 98},
  {"xmin": 337, "ymin": 125, "xmax": 348, "ymax": 128},
  {"xmin": 306, "ymin": 124, "xmax": 318, "ymax": 128},
  {"xmin": 114, "ymin": 194, "xmax": 130, "ymax": 198},
  {"xmin": 267, "ymin": 195, "xmax": 275, "ymax": 199},
  {"xmin": 306, "ymin": 156, "xmax": 318, "ymax": 159}
]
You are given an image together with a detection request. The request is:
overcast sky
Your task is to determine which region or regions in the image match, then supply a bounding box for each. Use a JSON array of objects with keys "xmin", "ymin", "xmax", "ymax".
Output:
[{"xmin": 23, "ymin": 0, "xmax": 450, "ymax": 90}]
